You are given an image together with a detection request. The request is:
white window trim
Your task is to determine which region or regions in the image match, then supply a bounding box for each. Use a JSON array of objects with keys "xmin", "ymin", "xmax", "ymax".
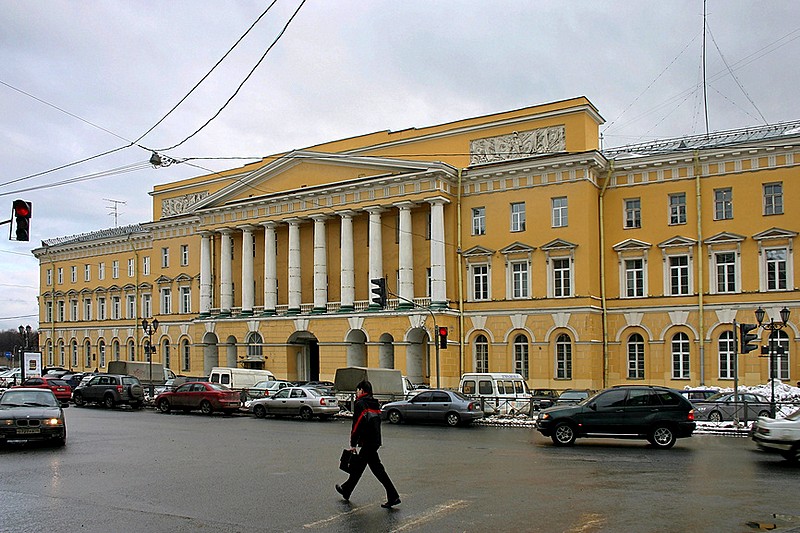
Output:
[
  {"xmin": 617, "ymin": 252, "xmax": 649, "ymax": 299},
  {"xmin": 708, "ymin": 247, "xmax": 741, "ymax": 295},
  {"xmin": 661, "ymin": 250, "xmax": 694, "ymax": 296},
  {"xmin": 469, "ymin": 262, "xmax": 491, "ymax": 301},
  {"xmin": 506, "ymin": 259, "xmax": 530, "ymax": 299},
  {"xmin": 546, "ymin": 251, "xmax": 575, "ymax": 298},
  {"xmin": 758, "ymin": 243, "xmax": 793, "ymax": 292}
]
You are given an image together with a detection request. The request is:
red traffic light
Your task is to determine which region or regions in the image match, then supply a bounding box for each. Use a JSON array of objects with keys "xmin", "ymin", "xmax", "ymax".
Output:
[
  {"xmin": 13, "ymin": 199, "xmax": 31, "ymax": 217},
  {"xmin": 438, "ymin": 326, "xmax": 448, "ymax": 336},
  {"xmin": 11, "ymin": 199, "xmax": 32, "ymax": 242},
  {"xmin": 438, "ymin": 326, "xmax": 448, "ymax": 349}
]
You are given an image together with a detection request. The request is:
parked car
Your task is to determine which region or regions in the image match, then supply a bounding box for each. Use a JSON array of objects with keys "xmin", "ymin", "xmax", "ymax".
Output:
[
  {"xmin": 693, "ymin": 392, "xmax": 772, "ymax": 422},
  {"xmin": 382, "ymin": 390, "xmax": 484, "ymax": 427},
  {"xmin": 155, "ymin": 382, "xmax": 241, "ymax": 415},
  {"xmin": 0, "ymin": 388, "xmax": 67, "ymax": 447},
  {"xmin": 680, "ymin": 389, "xmax": 718, "ymax": 402},
  {"xmin": 536, "ymin": 385, "xmax": 696, "ymax": 449},
  {"xmin": 13, "ymin": 376, "xmax": 71, "ymax": 403},
  {"xmin": 61, "ymin": 372, "xmax": 91, "ymax": 389},
  {"xmin": 299, "ymin": 381, "xmax": 335, "ymax": 396},
  {"xmin": 752, "ymin": 408, "xmax": 800, "ymax": 463},
  {"xmin": 249, "ymin": 386, "xmax": 339, "ymax": 421},
  {"xmin": 72, "ymin": 374, "xmax": 144, "ymax": 409},
  {"xmin": 245, "ymin": 379, "xmax": 292, "ymax": 400},
  {"xmin": 0, "ymin": 368, "xmax": 22, "ymax": 387},
  {"xmin": 530, "ymin": 389, "xmax": 560, "ymax": 411},
  {"xmin": 554, "ymin": 389, "xmax": 592, "ymax": 406}
]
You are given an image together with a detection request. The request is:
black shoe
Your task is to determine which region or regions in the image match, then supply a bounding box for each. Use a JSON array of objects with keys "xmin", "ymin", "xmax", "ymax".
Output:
[
  {"xmin": 381, "ymin": 497, "xmax": 401, "ymax": 509},
  {"xmin": 335, "ymin": 484, "xmax": 350, "ymax": 501}
]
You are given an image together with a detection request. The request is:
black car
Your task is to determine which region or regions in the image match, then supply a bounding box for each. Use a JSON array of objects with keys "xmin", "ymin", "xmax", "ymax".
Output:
[
  {"xmin": 73, "ymin": 374, "xmax": 144, "ymax": 409},
  {"xmin": 536, "ymin": 385, "xmax": 696, "ymax": 449},
  {"xmin": 530, "ymin": 389, "xmax": 560, "ymax": 411},
  {"xmin": 0, "ymin": 388, "xmax": 67, "ymax": 447}
]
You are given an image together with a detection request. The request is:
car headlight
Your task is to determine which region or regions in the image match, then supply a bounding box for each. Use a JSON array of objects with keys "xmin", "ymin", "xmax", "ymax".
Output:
[
  {"xmin": 42, "ymin": 418, "xmax": 64, "ymax": 426},
  {"xmin": 1, "ymin": 419, "xmax": 14, "ymax": 426}
]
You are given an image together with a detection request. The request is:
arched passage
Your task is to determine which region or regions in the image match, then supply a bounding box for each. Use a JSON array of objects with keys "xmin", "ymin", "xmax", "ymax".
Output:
[
  {"xmin": 346, "ymin": 330, "xmax": 367, "ymax": 367},
  {"xmin": 287, "ymin": 331, "xmax": 320, "ymax": 382},
  {"xmin": 202, "ymin": 332, "xmax": 219, "ymax": 375},
  {"xmin": 225, "ymin": 335, "xmax": 237, "ymax": 367},
  {"xmin": 378, "ymin": 333, "xmax": 394, "ymax": 368},
  {"xmin": 405, "ymin": 328, "xmax": 429, "ymax": 384}
]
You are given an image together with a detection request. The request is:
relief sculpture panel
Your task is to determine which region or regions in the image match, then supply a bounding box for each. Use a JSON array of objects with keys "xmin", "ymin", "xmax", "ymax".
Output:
[
  {"xmin": 161, "ymin": 192, "xmax": 209, "ymax": 217},
  {"xmin": 470, "ymin": 125, "xmax": 566, "ymax": 164}
]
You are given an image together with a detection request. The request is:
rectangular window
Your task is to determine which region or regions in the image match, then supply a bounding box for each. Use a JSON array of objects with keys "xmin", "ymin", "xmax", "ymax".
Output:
[
  {"xmin": 83, "ymin": 298, "xmax": 92, "ymax": 321},
  {"xmin": 128, "ymin": 258, "xmax": 135, "ymax": 277},
  {"xmin": 625, "ymin": 259, "xmax": 644, "ymax": 297},
  {"xmin": 46, "ymin": 269, "xmax": 52, "ymax": 286},
  {"xmin": 142, "ymin": 294, "xmax": 152, "ymax": 318},
  {"xmin": 98, "ymin": 297, "xmax": 106, "ymax": 320},
  {"xmin": 57, "ymin": 268, "xmax": 63, "ymax": 285},
  {"xmin": 510, "ymin": 202, "xmax": 526, "ymax": 232},
  {"xmin": 472, "ymin": 264, "xmax": 489, "ymax": 300},
  {"xmin": 472, "ymin": 207, "xmax": 486, "ymax": 236},
  {"xmin": 112, "ymin": 260, "xmax": 119, "ymax": 279},
  {"xmin": 143, "ymin": 256, "xmax": 150, "ymax": 276},
  {"xmin": 71, "ymin": 266, "xmax": 77, "ymax": 283},
  {"xmin": 162, "ymin": 247, "xmax": 169, "ymax": 268},
  {"xmin": 716, "ymin": 252, "xmax": 736, "ymax": 293},
  {"xmin": 70, "ymin": 300, "xmax": 78, "ymax": 321},
  {"xmin": 669, "ymin": 193, "xmax": 686, "ymax": 225},
  {"xmin": 57, "ymin": 301, "xmax": 65, "ymax": 322},
  {"xmin": 553, "ymin": 258, "xmax": 571, "ymax": 297},
  {"xmin": 112, "ymin": 296, "xmax": 121, "ymax": 320},
  {"xmin": 180, "ymin": 286, "xmax": 192, "ymax": 314},
  {"xmin": 551, "ymin": 197, "xmax": 568, "ymax": 228},
  {"xmin": 98, "ymin": 262, "xmax": 105, "ymax": 281},
  {"xmin": 511, "ymin": 262, "xmax": 528, "ymax": 298},
  {"xmin": 45, "ymin": 302, "xmax": 53, "ymax": 323},
  {"xmin": 764, "ymin": 183, "xmax": 783, "ymax": 215},
  {"xmin": 624, "ymin": 198, "xmax": 641, "ymax": 228},
  {"xmin": 180, "ymin": 244, "xmax": 189, "ymax": 266},
  {"xmin": 126, "ymin": 295, "xmax": 136, "ymax": 319},
  {"xmin": 84, "ymin": 264, "xmax": 91, "ymax": 282},
  {"xmin": 669, "ymin": 255, "xmax": 690, "ymax": 295},
  {"xmin": 714, "ymin": 188, "xmax": 733, "ymax": 220},
  {"xmin": 161, "ymin": 288, "xmax": 172, "ymax": 315},
  {"xmin": 766, "ymin": 248, "xmax": 788, "ymax": 290}
]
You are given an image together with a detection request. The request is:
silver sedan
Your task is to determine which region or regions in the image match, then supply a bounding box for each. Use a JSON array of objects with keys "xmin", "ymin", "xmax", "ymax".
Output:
[
  {"xmin": 382, "ymin": 390, "xmax": 484, "ymax": 427},
  {"xmin": 694, "ymin": 392, "xmax": 773, "ymax": 422},
  {"xmin": 249, "ymin": 387, "xmax": 339, "ymax": 421}
]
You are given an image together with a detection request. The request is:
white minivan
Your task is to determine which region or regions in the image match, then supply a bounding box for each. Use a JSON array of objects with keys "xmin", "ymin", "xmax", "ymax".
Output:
[
  {"xmin": 208, "ymin": 367, "xmax": 275, "ymax": 391},
  {"xmin": 458, "ymin": 373, "xmax": 532, "ymax": 416}
]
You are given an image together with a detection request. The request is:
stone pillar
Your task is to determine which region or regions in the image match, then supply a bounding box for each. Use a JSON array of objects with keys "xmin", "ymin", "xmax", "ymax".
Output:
[
  {"xmin": 239, "ymin": 225, "xmax": 255, "ymax": 316},
  {"xmin": 366, "ymin": 207, "xmax": 384, "ymax": 309},
  {"xmin": 428, "ymin": 197, "xmax": 449, "ymax": 308},
  {"xmin": 219, "ymin": 229, "xmax": 234, "ymax": 316},
  {"xmin": 311, "ymin": 215, "xmax": 328, "ymax": 313},
  {"xmin": 199, "ymin": 231, "xmax": 212, "ymax": 316},
  {"xmin": 287, "ymin": 219, "xmax": 302, "ymax": 315},
  {"xmin": 395, "ymin": 201, "xmax": 415, "ymax": 309},
  {"xmin": 338, "ymin": 210, "xmax": 355, "ymax": 312},
  {"xmin": 262, "ymin": 221, "xmax": 277, "ymax": 315}
]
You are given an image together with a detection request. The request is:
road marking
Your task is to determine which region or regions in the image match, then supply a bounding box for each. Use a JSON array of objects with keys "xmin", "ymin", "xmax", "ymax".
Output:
[
  {"xmin": 389, "ymin": 499, "xmax": 469, "ymax": 533},
  {"xmin": 303, "ymin": 507, "xmax": 364, "ymax": 529}
]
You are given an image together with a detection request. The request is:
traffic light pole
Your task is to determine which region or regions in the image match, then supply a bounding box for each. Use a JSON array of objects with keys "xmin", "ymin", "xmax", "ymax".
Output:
[
  {"xmin": 732, "ymin": 320, "xmax": 739, "ymax": 415},
  {"xmin": 388, "ymin": 290, "xmax": 442, "ymax": 389}
]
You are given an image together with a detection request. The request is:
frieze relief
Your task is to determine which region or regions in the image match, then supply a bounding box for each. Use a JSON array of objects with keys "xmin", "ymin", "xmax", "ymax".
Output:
[
  {"xmin": 470, "ymin": 125, "xmax": 566, "ymax": 164},
  {"xmin": 161, "ymin": 192, "xmax": 209, "ymax": 217}
]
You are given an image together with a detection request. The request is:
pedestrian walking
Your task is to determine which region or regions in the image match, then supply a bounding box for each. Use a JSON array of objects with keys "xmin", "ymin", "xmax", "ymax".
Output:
[{"xmin": 336, "ymin": 380, "xmax": 401, "ymax": 508}]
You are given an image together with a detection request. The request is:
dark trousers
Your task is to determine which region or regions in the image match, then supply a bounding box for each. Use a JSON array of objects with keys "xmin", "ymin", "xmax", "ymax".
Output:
[{"xmin": 341, "ymin": 445, "xmax": 398, "ymax": 500}]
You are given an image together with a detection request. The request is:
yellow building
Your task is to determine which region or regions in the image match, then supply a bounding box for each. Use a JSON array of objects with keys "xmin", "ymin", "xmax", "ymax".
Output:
[{"xmin": 34, "ymin": 97, "xmax": 798, "ymax": 390}]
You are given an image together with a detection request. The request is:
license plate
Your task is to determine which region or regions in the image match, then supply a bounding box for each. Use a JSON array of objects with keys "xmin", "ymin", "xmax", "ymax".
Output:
[
  {"xmin": 16, "ymin": 428, "xmax": 41, "ymax": 434},
  {"xmin": 56, "ymin": 388, "xmax": 66, "ymax": 392}
]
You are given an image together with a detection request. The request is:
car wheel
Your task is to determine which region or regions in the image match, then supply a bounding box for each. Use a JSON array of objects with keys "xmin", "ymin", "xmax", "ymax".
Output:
[
  {"xmin": 387, "ymin": 409, "xmax": 402, "ymax": 424},
  {"xmin": 200, "ymin": 400, "xmax": 214, "ymax": 415},
  {"xmin": 649, "ymin": 425, "xmax": 676, "ymax": 449},
  {"xmin": 103, "ymin": 394, "xmax": 116, "ymax": 409},
  {"xmin": 708, "ymin": 411, "xmax": 722, "ymax": 423},
  {"xmin": 253, "ymin": 405, "xmax": 267, "ymax": 418},
  {"xmin": 73, "ymin": 393, "xmax": 85, "ymax": 407},
  {"xmin": 300, "ymin": 406, "xmax": 313, "ymax": 421},
  {"xmin": 446, "ymin": 412, "xmax": 461, "ymax": 427},
  {"xmin": 552, "ymin": 422, "xmax": 576, "ymax": 446},
  {"xmin": 758, "ymin": 410, "xmax": 771, "ymax": 419},
  {"xmin": 157, "ymin": 399, "xmax": 171, "ymax": 413}
]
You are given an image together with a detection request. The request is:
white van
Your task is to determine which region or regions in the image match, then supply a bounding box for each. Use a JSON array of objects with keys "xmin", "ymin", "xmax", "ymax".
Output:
[
  {"xmin": 208, "ymin": 367, "xmax": 275, "ymax": 391},
  {"xmin": 458, "ymin": 373, "xmax": 532, "ymax": 416}
]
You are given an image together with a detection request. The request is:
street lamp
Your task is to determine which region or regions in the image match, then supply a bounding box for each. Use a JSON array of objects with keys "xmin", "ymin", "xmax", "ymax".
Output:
[
  {"xmin": 141, "ymin": 318, "xmax": 159, "ymax": 397},
  {"xmin": 755, "ymin": 306, "xmax": 791, "ymax": 417}
]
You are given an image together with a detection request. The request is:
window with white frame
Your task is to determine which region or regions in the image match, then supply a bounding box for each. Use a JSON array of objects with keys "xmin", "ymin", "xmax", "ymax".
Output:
[
  {"xmin": 98, "ymin": 297, "xmax": 106, "ymax": 320},
  {"xmin": 182, "ymin": 339, "xmax": 191, "ymax": 371},
  {"xmin": 510, "ymin": 202, "xmax": 526, "ymax": 232},
  {"xmin": 71, "ymin": 341, "xmax": 78, "ymax": 367},
  {"xmin": 765, "ymin": 248, "xmax": 788, "ymax": 290},
  {"xmin": 126, "ymin": 295, "xmax": 135, "ymax": 319},
  {"xmin": 113, "ymin": 340, "xmax": 120, "ymax": 362},
  {"xmin": 160, "ymin": 288, "xmax": 172, "ymax": 315},
  {"xmin": 45, "ymin": 302, "xmax": 53, "ymax": 323},
  {"xmin": 128, "ymin": 340, "xmax": 135, "ymax": 361},
  {"xmin": 472, "ymin": 207, "xmax": 486, "ymax": 236},
  {"xmin": 57, "ymin": 301, "xmax": 65, "ymax": 322},
  {"xmin": 552, "ymin": 197, "xmax": 568, "ymax": 227},
  {"xmin": 98, "ymin": 262, "xmax": 105, "ymax": 281},
  {"xmin": 718, "ymin": 331, "xmax": 736, "ymax": 379},
  {"xmin": 70, "ymin": 300, "xmax": 78, "ymax": 321},
  {"xmin": 624, "ymin": 198, "xmax": 641, "ymax": 228},
  {"xmin": 714, "ymin": 188, "xmax": 733, "ymax": 220},
  {"xmin": 510, "ymin": 261, "xmax": 528, "ymax": 299},
  {"xmin": 763, "ymin": 183, "xmax": 783, "ymax": 215},
  {"xmin": 180, "ymin": 286, "xmax": 191, "ymax": 314},
  {"xmin": 715, "ymin": 252, "xmax": 737, "ymax": 293},
  {"xmin": 162, "ymin": 247, "xmax": 169, "ymax": 268},
  {"xmin": 163, "ymin": 340, "xmax": 171, "ymax": 369},
  {"xmin": 426, "ymin": 268, "xmax": 432, "ymax": 298},
  {"xmin": 59, "ymin": 341, "xmax": 65, "ymax": 367},
  {"xmin": 624, "ymin": 259, "xmax": 645, "ymax": 297},
  {"xmin": 769, "ymin": 330, "xmax": 790, "ymax": 380},
  {"xmin": 627, "ymin": 333, "xmax": 645, "ymax": 379},
  {"xmin": 553, "ymin": 258, "xmax": 572, "ymax": 297},
  {"xmin": 513, "ymin": 334, "xmax": 529, "ymax": 378},
  {"xmin": 84, "ymin": 264, "xmax": 91, "ymax": 282},
  {"xmin": 471, "ymin": 264, "xmax": 489, "ymax": 301},
  {"xmin": 57, "ymin": 267, "xmax": 63, "ymax": 284},
  {"xmin": 128, "ymin": 258, "xmax": 135, "ymax": 277},
  {"xmin": 112, "ymin": 296, "xmax": 121, "ymax": 320},
  {"xmin": 84, "ymin": 340, "xmax": 91, "ymax": 367},
  {"xmin": 474, "ymin": 334, "xmax": 489, "ymax": 373},
  {"xmin": 71, "ymin": 266, "xmax": 77, "ymax": 283},
  {"xmin": 181, "ymin": 244, "xmax": 189, "ymax": 266},
  {"xmin": 669, "ymin": 193, "xmax": 686, "ymax": 225},
  {"xmin": 112, "ymin": 260, "xmax": 119, "ymax": 279},
  {"xmin": 142, "ymin": 256, "xmax": 150, "ymax": 276},
  {"xmin": 671, "ymin": 332, "xmax": 690, "ymax": 379},
  {"xmin": 556, "ymin": 334, "xmax": 572, "ymax": 379},
  {"xmin": 668, "ymin": 255, "xmax": 690, "ymax": 295},
  {"xmin": 98, "ymin": 340, "xmax": 106, "ymax": 368},
  {"xmin": 83, "ymin": 298, "xmax": 92, "ymax": 321},
  {"xmin": 142, "ymin": 293, "xmax": 152, "ymax": 318},
  {"xmin": 46, "ymin": 269, "xmax": 52, "ymax": 286}
]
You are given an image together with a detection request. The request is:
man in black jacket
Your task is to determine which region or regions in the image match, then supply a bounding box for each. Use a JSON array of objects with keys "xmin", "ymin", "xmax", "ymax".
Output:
[{"xmin": 336, "ymin": 380, "xmax": 401, "ymax": 508}]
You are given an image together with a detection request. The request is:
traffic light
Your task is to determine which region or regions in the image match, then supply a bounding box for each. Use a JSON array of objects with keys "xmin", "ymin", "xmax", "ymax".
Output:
[
  {"xmin": 438, "ymin": 326, "xmax": 448, "ymax": 349},
  {"xmin": 739, "ymin": 323, "xmax": 760, "ymax": 354},
  {"xmin": 370, "ymin": 278, "xmax": 387, "ymax": 308},
  {"xmin": 12, "ymin": 199, "xmax": 32, "ymax": 242}
]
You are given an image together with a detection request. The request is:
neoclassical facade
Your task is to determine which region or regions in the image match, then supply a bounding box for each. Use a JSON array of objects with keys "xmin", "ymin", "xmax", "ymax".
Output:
[{"xmin": 34, "ymin": 97, "xmax": 799, "ymax": 390}]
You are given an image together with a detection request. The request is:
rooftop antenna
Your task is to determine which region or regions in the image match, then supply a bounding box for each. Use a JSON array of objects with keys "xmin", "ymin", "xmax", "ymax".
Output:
[
  {"xmin": 702, "ymin": 0, "xmax": 709, "ymax": 137},
  {"xmin": 104, "ymin": 198, "xmax": 126, "ymax": 227}
]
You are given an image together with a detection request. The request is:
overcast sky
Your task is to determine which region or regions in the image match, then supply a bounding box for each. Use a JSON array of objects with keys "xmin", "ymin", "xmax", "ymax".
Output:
[{"xmin": 1, "ymin": 0, "xmax": 799, "ymax": 333}]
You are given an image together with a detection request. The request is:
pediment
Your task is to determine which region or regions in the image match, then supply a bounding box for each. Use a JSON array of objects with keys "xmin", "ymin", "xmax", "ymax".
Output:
[
  {"xmin": 612, "ymin": 238, "xmax": 652, "ymax": 251},
  {"xmin": 155, "ymin": 275, "xmax": 173, "ymax": 284},
  {"xmin": 499, "ymin": 241, "xmax": 536, "ymax": 255},
  {"xmin": 462, "ymin": 245, "xmax": 495, "ymax": 257},
  {"xmin": 657, "ymin": 235, "xmax": 697, "ymax": 248},
  {"xmin": 752, "ymin": 227, "xmax": 798, "ymax": 241},
  {"xmin": 138, "ymin": 282, "xmax": 153, "ymax": 290},
  {"xmin": 66, "ymin": 289, "xmax": 78, "ymax": 296},
  {"xmin": 106, "ymin": 284, "xmax": 121, "ymax": 292},
  {"xmin": 93, "ymin": 286, "xmax": 107, "ymax": 294},
  {"xmin": 79, "ymin": 288, "xmax": 92, "ymax": 295},
  {"xmin": 175, "ymin": 273, "xmax": 194, "ymax": 283},
  {"xmin": 704, "ymin": 232, "xmax": 746, "ymax": 245},
  {"xmin": 122, "ymin": 284, "xmax": 137, "ymax": 291},
  {"xmin": 540, "ymin": 238, "xmax": 577, "ymax": 251}
]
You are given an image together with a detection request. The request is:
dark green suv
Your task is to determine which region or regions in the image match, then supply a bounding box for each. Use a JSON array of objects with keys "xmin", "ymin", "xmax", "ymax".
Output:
[
  {"xmin": 536, "ymin": 385, "xmax": 696, "ymax": 449},
  {"xmin": 72, "ymin": 374, "xmax": 144, "ymax": 409}
]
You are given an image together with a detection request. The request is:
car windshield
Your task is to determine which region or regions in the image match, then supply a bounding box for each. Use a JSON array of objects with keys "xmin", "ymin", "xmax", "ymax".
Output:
[
  {"xmin": 705, "ymin": 392, "xmax": 728, "ymax": 402},
  {"xmin": 0, "ymin": 390, "xmax": 59, "ymax": 407},
  {"xmin": 209, "ymin": 383, "xmax": 230, "ymax": 391},
  {"xmin": 451, "ymin": 391, "xmax": 471, "ymax": 402},
  {"xmin": 561, "ymin": 391, "xmax": 588, "ymax": 400}
]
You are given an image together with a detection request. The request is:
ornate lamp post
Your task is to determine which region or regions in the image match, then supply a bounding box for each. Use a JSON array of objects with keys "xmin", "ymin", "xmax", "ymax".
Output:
[
  {"xmin": 141, "ymin": 318, "xmax": 159, "ymax": 397},
  {"xmin": 755, "ymin": 306, "xmax": 790, "ymax": 418}
]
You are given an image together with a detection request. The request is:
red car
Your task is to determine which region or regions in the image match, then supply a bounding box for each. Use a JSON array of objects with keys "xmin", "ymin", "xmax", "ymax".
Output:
[
  {"xmin": 155, "ymin": 382, "xmax": 241, "ymax": 415},
  {"xmin": 14, "ymin": 376, "xmax": 72, "ymax": 403}
]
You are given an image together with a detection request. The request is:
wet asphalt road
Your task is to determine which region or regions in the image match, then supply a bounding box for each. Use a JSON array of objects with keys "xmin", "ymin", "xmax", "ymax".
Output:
[{"xmin": 1, "ymin": 405, "xmax": 798, "ymax": 533}]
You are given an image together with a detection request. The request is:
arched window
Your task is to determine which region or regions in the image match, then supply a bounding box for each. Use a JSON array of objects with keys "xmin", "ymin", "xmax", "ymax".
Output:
[
  {"xmin": 112, "ymin": 340, "xmax": 120, "ymax": 362},
  {"xmin": 513, "ymin": 334, "xmax": 529, "ymax": 378},
  {"xmin": 98, "ymin": 340, "xmax": 106, "ymax": 368},
  {"xmin": 84, "ymin": 340, "xmax": 91, "ymax": 368},
  {"xmin": 556, "ymin": 333, "xmax": 572, "ymax": 379},
  {"xmin": 474, "ymin": 334, "xmax": 489, "ymax": 373},
  {"xmin": 162, "ymin": 339, "xmax": 171, "ymax": 369},
  {"xmin": 58, "ymin": 340, "xmax": 65, "ymax": 367},
  {"xmin": 671, "ymin": 332, "xmax": 690, "ymax": 379},
  {"xmin": 718, "ymin": 330, "xmax": 735, "ymax": 379},
  {"xmin": 769, "ymin": 330, "xmax": 790, "ymax": 380},
  {"xmin": 128, "ymin": 339, "xmax": 136, "ymax": 361},
  {"xmin": 247, "ymin": 332, "xmax": 263, "ymax": 359},
  {"xmin": 181, "ymin": 339, "xmax": 191, "ymax": 371},
  {"xmin": 627, "ymin": 333, "xmax": 645, "ymax": 379},
  {"xmin": 47, "ymin": 340, "xmax": 54, "ymax": 366},
  {"xmin": 71, "ymin": 340, "xmax": 78, "ymax": 367}
]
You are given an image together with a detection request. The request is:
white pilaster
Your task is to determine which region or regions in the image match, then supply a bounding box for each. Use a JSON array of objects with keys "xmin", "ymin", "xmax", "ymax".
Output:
[
  {"xmin": 287, "ymin": 219, "xmax": 302, "ymax": 314},
  {"xmin": 219, "ymin": 229, "xmax": 234, "ymax": 316},
  {"xmin": 199, "ymin": 231, "xmax": 212, "ymax": 316},
  {"xmin": 239, "ymin": 225, "xmax": 255, "ymax": 316},
  {"xmin": 428, "ymin": 197, "xmax": 449, "ymax": 308},
  {"xmin": 262, "ymin": 222, "xmax": 277, "ymax": 315},
  {"xmin": 312, "ymin": 215, "xmax": 328, "ymax": 313},
  {"xmin": 338, "ymin": 211, "xmax": 355, "ymax": 312},
  {"xmin": 395, "ymin": 202, "xmax": 415, "ymax": 309},
  {"xmin": 366, "ymin": 207, "xmax": 384, "ymax": 309}
]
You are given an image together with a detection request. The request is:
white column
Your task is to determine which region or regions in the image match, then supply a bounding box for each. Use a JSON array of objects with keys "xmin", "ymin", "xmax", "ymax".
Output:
[
  {"xmin": 338, "ymin": 210, "xmax": 355, "ymax": 312},
  {"xmin": 219, "ymin": 229, "xmax": 234, "ymax": 316},
  {"xmin": 199, "ymin": 231, "xmax": 212, "ymax": 316},
  {"xmin": 262, "ymin": 221, "xmax": 277, "ymax": 315},
  {"xmin": 287, "ymin": 219, "xmax": 302, "ymax": 314},
  {"xmin": 311, "ymin": 215, "xmax": 328, "ymax": 313},
  {"xmin": 239, "ymin": 225, "xmax": 255, "ymax": 316},
  {"xmin": 395, "ymin": 202, "xmax": 415, "ymax": 309},
  {"xmin": 367, "ymin": 207, "xmax": 384, "ymax": 309},
  {"xmin": 428, "ymin": 197, "xmax": 449, "ymax": 308}
]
